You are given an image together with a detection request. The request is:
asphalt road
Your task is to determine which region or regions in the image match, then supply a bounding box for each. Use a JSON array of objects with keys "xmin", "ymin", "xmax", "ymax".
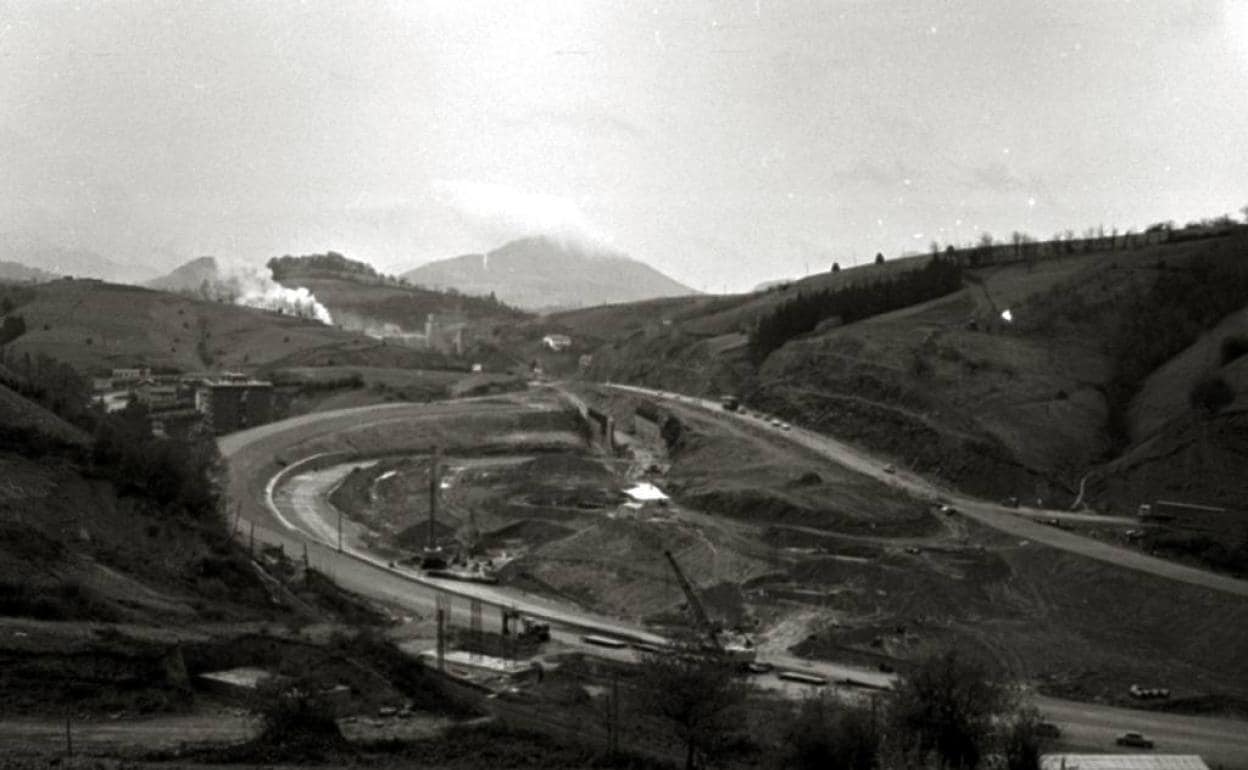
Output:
[
  {"xmin": 220, "ymin": 392, "xmax": 1248, "ymax": 767},
  {"xmin": 265, "ymin": 446, "xmax": 891, "ymax": 694},
  {"xmin": 606, "ymin": 383, "xmax": 1248, "ymax": 599}
]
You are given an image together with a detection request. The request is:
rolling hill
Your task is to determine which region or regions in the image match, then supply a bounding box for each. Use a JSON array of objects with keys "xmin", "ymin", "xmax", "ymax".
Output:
[
  {"xmin": 0, "ymin": 278, "xmax": 405, "ymax": 373},
  {"xmin": 268, "ymin": 252, "xmax": 528, "ymax": 348},
  {"xmin": 402, "ymin": 236, "xmax": 696, "ymax": 311},
  {"xmin": 145, "ymin": 255, "xmax": 220, "ymax": 293},
  {"xmin": 0, "ymin": 260, "xmax": 57, "ymax": 284},
  {"xmin": 0, "ymin": 232, "xmax": 158, "ymax": 284},
  {"xmin": 548, "ymin": 227, "xmax": 1248, "ymax": 536}
]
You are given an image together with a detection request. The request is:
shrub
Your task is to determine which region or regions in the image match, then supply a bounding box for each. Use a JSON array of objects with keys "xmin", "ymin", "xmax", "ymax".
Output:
[
  {"xmin": 1106, "ymin": 249, "xmax": 1248, "ymax": 443},
  {"xmin": 1189, "ymin": 375, "xmax": 1235, "ymax": 416},
  {"xmin": 778, "ymin": 696, "xmax": 879, "ymax": 770},
  {"xmin": 888, "ymin": 648, "xmax": 1012, "ymax": 769},
  {"xmin": 248, "ymin": 680, "xmax": 349, "ymax": 761},
  {"xmin": 1221, "ymin": 335, "xmax": 1248, "ymax": 366}
]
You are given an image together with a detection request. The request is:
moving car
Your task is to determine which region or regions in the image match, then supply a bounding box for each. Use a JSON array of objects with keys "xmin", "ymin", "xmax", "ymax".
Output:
[
  {"xmin": 1036, "ymin": 721, "xmax": 1061, "ymax": 738},
  {"xmin": 883, "ymin": 464, "xmax": 896, "ymax": 474},
  {"xmin": 1116, "ymin": 732, "xmax": 1155, "ymax": 749}
]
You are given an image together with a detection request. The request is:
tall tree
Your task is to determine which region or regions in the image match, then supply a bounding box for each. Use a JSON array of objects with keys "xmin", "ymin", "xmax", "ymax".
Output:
[
  {"xmin": 637, "ymin": 642, "xmax": 745, "ymax": 770},
  {"xmin": 888, "ymin": 648, "xmax": 1012, "ymax": 769}
]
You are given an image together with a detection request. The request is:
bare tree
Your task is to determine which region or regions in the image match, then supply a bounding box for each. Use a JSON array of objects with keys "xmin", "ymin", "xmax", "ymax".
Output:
[
  {"xmin": 636, "ymin": 642, "xmax": 745, "ymax": 770},
  {"xmin": 778, "ymin": 694, "xmax": 881, "ymax": 770},
  {"xmin": 887, "ymin": 648, "xmax": 1014, "ymax": 769}
]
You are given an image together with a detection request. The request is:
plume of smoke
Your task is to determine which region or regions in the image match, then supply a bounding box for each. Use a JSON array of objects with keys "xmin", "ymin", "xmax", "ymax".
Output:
[
  {"xmin": 203, "ymin": 259, "xmax": 334, "ymax": 325},
  {"xmin": 432, "ymin": 179, "xmax": 617, "ymax": 254},
  {"xmin": 333, "ymin": 310, "xmax": 417, "ymax": 339}
]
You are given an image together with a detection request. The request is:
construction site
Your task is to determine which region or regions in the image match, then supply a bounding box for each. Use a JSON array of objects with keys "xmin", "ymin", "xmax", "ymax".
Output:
[{"xmin": 252, "ymin": 384, "xmax": 1248, "ymax": 725}]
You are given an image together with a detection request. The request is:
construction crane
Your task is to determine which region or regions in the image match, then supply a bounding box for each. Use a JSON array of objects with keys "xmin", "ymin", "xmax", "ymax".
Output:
[
  {"xmin": 663, "ymin": 550, "xmax": 757, "ymax": 666},
  {"xmin": 664, "ymin": 550, "xmax": 717, "ymax": 646}
]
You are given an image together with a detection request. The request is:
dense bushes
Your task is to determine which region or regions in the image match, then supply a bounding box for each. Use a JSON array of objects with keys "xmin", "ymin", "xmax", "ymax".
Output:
[
  {"xmin": 1106, "ymin": 247, "xmax": 1248, "ymax": 443},
  {"xmin": 0, "ymin": 350, "xmax": 222, "ymax": 520},
  {"xmin": 267, "ymin": 251, "xmax": 378, "ymax": 281},
  {"xmin": 778, "ymin": 696, "xmax": 880, "ymax": 770},
  {"xmin": 1189, "ymin": 375, "xmax": 1235, "ymax": 416},
  {"xmin": 92, "ymin": 400, "xmax": 222, "ymax": 518},
  {"xmin": 1144, "ymin": 531, "xmax": 1248, "ymax": 576},
  {"xmin": 776, "ymin": 648, "xmax": 1046, "ymax": 770},
  {"xmin": 0, "ymin": 285, "xmax": 36, "ymax": 316},
  {"xmin": 268, "ymin": 370, "xmax": 365, "ymax": 390},
  {"xmin": 750, "ymin": 257, "xmax": 963, "ymax": 362},
  {"xmin": 1, "ymin": 350, "xmax": 95, "ymax": 425},
  {"xmin": 0, "ymin": 579, "xmax": 120, "ymax": 622},
  {"xmin": 1221, "ymin": 335, "xmax": 1248, "ymax": 366},
  {"xmin": 0, "ymin": 314, "xmax": 25, "ymax": 345}
]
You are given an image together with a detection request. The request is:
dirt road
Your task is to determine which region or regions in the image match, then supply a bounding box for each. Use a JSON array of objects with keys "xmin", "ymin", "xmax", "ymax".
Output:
[{"xmin": 607, "ymin": 384, "xmax": 1248, "ymax": 599}]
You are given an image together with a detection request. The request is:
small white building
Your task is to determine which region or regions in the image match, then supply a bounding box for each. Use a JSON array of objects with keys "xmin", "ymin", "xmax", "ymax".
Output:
[
  {"xmin": 110, "ymin": 367, "xmax": 150, "ymax": 383},
  {"xmin": 624, "ymin": 482, "xmax": 670, "ymax": 509}
]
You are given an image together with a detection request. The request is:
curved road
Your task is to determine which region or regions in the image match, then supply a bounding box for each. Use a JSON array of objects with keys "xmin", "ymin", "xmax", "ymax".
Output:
[
  {"xmin": 220, "ymin": 393, "xmax": 1248, "ymax": 767},
  {"xmin": 605, "ymin": 383, "xmax": 1248, "ymax": 599}
]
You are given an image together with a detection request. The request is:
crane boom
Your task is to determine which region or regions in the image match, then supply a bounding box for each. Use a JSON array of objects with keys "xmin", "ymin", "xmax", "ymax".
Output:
[{"xmin": 663, "ymin": 550, "xmax": 718, "ymax": 645}]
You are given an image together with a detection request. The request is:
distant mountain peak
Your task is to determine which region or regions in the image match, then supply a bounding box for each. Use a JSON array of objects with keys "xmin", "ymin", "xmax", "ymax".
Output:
[
  {"xmin": 146, "ymin": 256, "xmax": 220, "ymax": 291},
  {"xmin": 0, "ymin": 232, "xmax": 159, "ymax": 284},
  {"xmin": 402, "ymin": 237, "xmax": 694, "ymax": 311}
]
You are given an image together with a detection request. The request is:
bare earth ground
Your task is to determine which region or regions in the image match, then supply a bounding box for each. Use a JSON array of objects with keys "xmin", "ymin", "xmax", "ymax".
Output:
[{"xmin": 309, "ymin": 387, "xmax": 1248, "ymax": 714}]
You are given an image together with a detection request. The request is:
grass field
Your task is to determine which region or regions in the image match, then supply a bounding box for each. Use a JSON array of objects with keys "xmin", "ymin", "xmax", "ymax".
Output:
[{"xmin": 1, "ymin": 279, "xmax": 369, "ymax": 373}]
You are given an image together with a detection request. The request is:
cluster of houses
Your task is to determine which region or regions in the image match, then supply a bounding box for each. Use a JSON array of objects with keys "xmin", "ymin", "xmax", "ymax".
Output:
[{"xmin": 93, "ymin": 367, "xmax": 274, "ymax": 438}]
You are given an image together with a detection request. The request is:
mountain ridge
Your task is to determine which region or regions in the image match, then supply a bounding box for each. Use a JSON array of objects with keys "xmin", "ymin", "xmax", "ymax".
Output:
[
  {"xmin": 402, "ymin": 236, "xmax": 696, "ymax": 311},
  {"xmin": 0, "ymin": 232, "xmax": 158, "ymax": 284}
]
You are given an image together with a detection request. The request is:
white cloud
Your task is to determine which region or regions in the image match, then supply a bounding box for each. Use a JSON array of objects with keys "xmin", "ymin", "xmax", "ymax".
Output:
[{"xmin": 431, "ymin": 180, "xmax": 614, "ymax": 252}]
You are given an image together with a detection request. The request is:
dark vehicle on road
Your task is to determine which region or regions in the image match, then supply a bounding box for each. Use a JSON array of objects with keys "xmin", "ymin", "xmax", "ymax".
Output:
[
  {"xmin": 1116, "ymin": 732, "xmax": 1155, "ymax": 749},
  {"xmin": 1036, "ymin": 721, "xmax": 1062, "ymax": 738}
]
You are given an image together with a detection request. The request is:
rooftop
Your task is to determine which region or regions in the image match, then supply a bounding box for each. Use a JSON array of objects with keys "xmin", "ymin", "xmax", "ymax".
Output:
[{"xmin": 624, "ymin": 482, "xmax": 669, "ymax": 502}]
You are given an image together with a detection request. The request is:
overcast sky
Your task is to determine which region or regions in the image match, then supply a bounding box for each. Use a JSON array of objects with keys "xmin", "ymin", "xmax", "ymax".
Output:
[{"xmin": 2, "ymin": 0, "xmax": 1246, "ymax": 290}]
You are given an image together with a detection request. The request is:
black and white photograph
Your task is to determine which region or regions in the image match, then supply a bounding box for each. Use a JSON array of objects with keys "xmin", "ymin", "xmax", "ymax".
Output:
[{"xmin": 1, "ymin": 1, "xmax": 1247, "ymax": 768}]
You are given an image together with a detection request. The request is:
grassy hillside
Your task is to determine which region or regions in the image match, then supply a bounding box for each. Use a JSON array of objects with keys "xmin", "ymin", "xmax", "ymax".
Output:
[
  {"xmin": 567, "ymin": 229, "xmax": 1248, "ymax": 526},
  {"xmin": 0, "ymin": 278, "xmax": 379, "ymax": 373},
  {"xmin": 0, "ymin": 375, "xmax": 399, "ymax": 719},
  {"xmin": 269, "ymin": 252, "xmax": 527, "ymax": 336},
  {"xmin": 277, "ymin": 274, "xmax": 525, "ymax": 332}
]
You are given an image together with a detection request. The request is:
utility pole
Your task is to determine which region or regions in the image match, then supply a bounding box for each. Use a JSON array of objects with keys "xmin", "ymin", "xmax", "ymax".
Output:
[
  {"xmin": 610, "ymin": 673, "xmax": 621, "ymax": 755},
  {"xmin": 435, "ymin": 604, "xmax": 446, "ymax": 671},
  {"xmin": 429, "ymin": 445, "xmax": 441, "ymax": 551}
]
